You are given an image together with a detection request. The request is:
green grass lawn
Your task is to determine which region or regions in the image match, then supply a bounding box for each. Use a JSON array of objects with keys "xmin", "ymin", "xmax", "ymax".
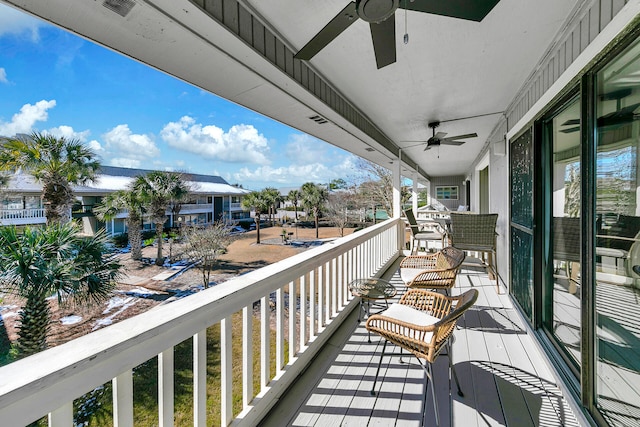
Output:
[{"xmin": 65, "ymin": 310, "xmax": 287, "ymax": 426}]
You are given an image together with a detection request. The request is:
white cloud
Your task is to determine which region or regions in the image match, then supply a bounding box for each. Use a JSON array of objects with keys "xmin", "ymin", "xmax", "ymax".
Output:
[
  {"xmin": 160, "ymin": 116, "xmax": 270, "ymax": 164},
  {"xmin": 285, "ymin": 133, "xmax": 329, "ymax": 165},
  {"xmin": 0, "ymin": 4, "xmax": 41, "ymax": 41},
  {"xmin": 0, "ymin": 68, "xmax": 7, "ymax": 84},
  {"xmin": 87, "ymin": 140, "xmax": 104, "ymax": 153},
  {"xmin": 46, "ymin": 125, "xmax": 91, "ymax": 142},
  {"xmin": 102, "ymin": 124, "xmax": 160, "ymax": 161},
  {"xmin": 231, "ymin": 156, "xmax": 358, "ymax": 189},
  {"xmin": 0, "ymin": 99, "xmax": 56, "ymax": 137}
]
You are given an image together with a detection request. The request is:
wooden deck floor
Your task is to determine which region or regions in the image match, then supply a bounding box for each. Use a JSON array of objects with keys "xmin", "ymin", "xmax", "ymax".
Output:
[{"xmin": 260, "ymin": 259, "xmax": 583, "ymax": 427}]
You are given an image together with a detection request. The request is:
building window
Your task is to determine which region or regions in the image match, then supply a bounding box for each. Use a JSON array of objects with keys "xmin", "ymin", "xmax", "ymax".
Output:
[{"xmin": 435, "ymin": 186, "xmax": 458, "ymax": 200}]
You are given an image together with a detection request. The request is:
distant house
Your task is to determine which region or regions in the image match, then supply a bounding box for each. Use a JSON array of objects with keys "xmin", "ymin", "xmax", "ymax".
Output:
[{"xmin": 0, "ymin": 166, "xmax": 250, "ymax": 235}]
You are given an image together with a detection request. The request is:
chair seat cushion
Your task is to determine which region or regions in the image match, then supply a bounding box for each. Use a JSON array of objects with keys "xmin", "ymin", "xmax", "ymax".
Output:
[
  {"xmin": 400, "ymin": 267, "xmax": 424, "ymax": 284},
  {"xmin": 415, "ymin": 231, "xmax": 442, "ymax": 240},
  {"xmin": 382, "ymin": 303, "xmax": 440, "ymax": 328}
]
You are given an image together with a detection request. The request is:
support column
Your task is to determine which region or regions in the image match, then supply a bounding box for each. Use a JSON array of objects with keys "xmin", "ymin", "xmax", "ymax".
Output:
[
  {"xmin": 392, "ymin": 159, "xmax": 401, "ymax": 219},
  {"xmin": 412, "ymin": 173, "xmax": 419, "ymax": 214}
]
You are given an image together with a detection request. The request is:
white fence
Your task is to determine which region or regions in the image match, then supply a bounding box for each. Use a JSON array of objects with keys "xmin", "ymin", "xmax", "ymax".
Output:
[{"xmin": 0, "ymin": 218, "xmax": 403, "ymax": 426}]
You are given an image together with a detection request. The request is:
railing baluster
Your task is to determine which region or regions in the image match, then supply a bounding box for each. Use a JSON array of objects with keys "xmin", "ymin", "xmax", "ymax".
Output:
[
  {"xmin": 336, "ymin": 255, "xmax": 342, "ymax": 311},
  {"xmin": 194, "ymin": 330, "xmax": 207, "ymax": 427},
  {"xmin": 289, "ymin": 280, "xmax": 296, "ymax": 361},
  {"xmin": 324, "ymin": 261, "xmax": 331, "ymax": 325},
  {"xmin": 113, "ymin": 370, "xmax": 134, "ymax": 427},
  {"xmin": 48, "ymin": 401, "xmax": 72, "ymax": 427},
  {"xmin": 158, "ymin": 348, "xmax": 174, "ymax": 427},
  {"xmin": 331, "ymin": 257, "xmax": 337, "ymax": 315},
  {"xmin": 243, "ymin": 306, "xmax": 253, "ymax": 408},
  {"xmin": 309, "ymin": 269, "xmax": 316, "ymax": 339},
  {"xmin": 317, "ymin": 264, "xmax": 324, "ymax": 330},
  {"xmin": 300, "ymin": 275, "xmax": 306, "ymax": 350},
  {"xmin": 221, "ymin": 319, "xmax": 232, "ymax": 426},
  {"xmin": 276, "ymin": 286, "xmax": 285, "ymax": 372},
  {"xmin": 261, "ymin": 296, "xmax": 269, "ymax": 391}
]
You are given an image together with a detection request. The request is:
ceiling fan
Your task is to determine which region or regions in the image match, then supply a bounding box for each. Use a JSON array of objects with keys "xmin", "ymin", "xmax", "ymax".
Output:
[
  {"xmin": 560, "ymin": 89, "xmax": 640, "ymax": 133},
  {"xmin": 294, "ymin": 0, "xmax": 501, "ymax": 69},
  {"xmin": 407, "ymin": 121, "xmax": 478, "ymax": 151}
]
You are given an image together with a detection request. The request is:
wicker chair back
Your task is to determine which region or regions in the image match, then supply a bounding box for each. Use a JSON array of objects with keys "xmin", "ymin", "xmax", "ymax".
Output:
[{"xmin": 448, "ymin": 213, "xmax": 498, "ymax": 252}]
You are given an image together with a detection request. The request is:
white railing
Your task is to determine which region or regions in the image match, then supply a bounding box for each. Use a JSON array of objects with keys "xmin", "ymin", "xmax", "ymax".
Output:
[
  {"xmin": 230, "ymin": 202, "xmax": 242, "ymax": 210},
  {"xmin": 0, "ymin": 218, "xmax": 404, "ymax": 426},
  {"xmin": 179, "ymin": 203, "xmax": 212, "ymax": 211},
  {"xmin": 0, "ymin": 208, "xmax": 45, "ymax": 220}
]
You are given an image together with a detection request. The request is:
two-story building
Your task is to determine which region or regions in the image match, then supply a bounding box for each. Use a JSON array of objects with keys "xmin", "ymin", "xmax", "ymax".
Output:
[{"xmin": 0, "ymin": 165, "xmax": 250, "ymax": 234}]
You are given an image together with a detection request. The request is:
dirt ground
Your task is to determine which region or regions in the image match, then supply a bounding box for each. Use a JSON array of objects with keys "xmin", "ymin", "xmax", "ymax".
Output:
[{"xmin": 0, "ymin": 225, "xmax": 354, "ymax": 351}]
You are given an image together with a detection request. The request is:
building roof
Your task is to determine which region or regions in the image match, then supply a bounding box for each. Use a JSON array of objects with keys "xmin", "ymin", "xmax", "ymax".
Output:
[{"xmin": 4, "ymin": 167, "xmax": 250, "ymax": 196}]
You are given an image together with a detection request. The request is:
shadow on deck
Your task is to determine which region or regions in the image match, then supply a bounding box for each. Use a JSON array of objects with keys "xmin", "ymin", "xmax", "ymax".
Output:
[{"xmin": 260, "ymin": 258, "xmax": 582, "ymax": 427}]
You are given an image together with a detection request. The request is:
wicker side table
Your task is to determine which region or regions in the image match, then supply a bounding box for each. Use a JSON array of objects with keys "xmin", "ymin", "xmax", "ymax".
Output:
[{"xmin": 349, "ymin": 278, "xmax": 397, "ymax": 341}]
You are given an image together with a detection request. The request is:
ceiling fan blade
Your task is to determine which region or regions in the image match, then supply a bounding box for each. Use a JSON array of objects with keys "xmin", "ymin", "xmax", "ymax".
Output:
[
  {"xmin": 401, "ymin": 0, "xmax": 500, "ymax": 22},
  {"xmin": 440, "ymin": 140, "xmax": 466, "ymax": 146},
  {"xmin": 433, "ymin": 132, "xmax": 447, "ymax": 139},
  {"xmin": 598, "ymin": 102, "xmax": 640, "ymax": 128},
  {"xmin": 560, "ymin": 127, "xmax": 580, "ymax": 134},
  {"xmin": 295, "ymin": 2, "xmax": 359, "ymax": 61},
  {"xmin": 443, "ymin": 132, "xmax": 478, "ymax": 141},
  {"xmin": 369, "ymin": 18, "xmax": 396, "ymax": 69},
  {"xmin": 561, "ymin": 118, "xmax": 580, "ymax": 126}
]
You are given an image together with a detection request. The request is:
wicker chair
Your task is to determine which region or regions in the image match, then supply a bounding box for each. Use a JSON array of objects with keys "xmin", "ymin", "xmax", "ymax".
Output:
[
  {"xmin": 447, "ymin": 213, "xmax": 500, "ymax": 292},
  {"xmin": 553, "ymin": 216, "xmax": 581, "ymax": 294},
  {"xmin": 404, "ymin": 208, "xmax": 443, "ymax": 254},
  {"xmin": 366, "ymin": 288, "xmax": 478, "ymax": 427},
  {"xmin": 399, "ymin": 246, "xmax": 465, "ymax": 295}
]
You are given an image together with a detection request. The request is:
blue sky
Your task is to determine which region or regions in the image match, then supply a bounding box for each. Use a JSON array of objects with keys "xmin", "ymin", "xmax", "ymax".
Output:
[{"xmin": 0, "ymin": 4, "xmax": 358, "ymax": 190}]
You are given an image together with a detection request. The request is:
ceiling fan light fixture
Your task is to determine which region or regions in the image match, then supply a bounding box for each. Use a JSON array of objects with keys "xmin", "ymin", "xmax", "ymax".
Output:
[{"xmin": 356, "ymin": 0, "xmax": 399, "ymax": 23}]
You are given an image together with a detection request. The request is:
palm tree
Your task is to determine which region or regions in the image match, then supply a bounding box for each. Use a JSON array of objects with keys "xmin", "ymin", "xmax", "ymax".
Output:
[
  {"xmin": 133, "ymin": 171, "xmax": 190, "ymax": 266},
  {"xmin": 0, "ymin": 132, "xmax": 100, "ymax": 225},
  {"xmin": 262, "ymin": 187, "xmax": 281, "ymax": 225},
  {"xmin": 241, "ymin": 190, "xmax": 270, "ymax": 244},
  {"xmin": 288, "ymin": 189, "xmax": 300, "ymax": 221},
  {"xmin": 0, "ymin": 223, "xmax": 122, "ymax": 356},
  {"xmin": 301, "ymin": 182, "xmax": 328, "ymax": 239},
  {"xmin": 94, "ymin": 188, "xmax": 146, "ymax": 260}
]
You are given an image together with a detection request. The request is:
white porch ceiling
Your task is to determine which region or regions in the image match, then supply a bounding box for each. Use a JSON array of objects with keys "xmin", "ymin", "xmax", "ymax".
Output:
[{"xmin": 2, "ymin": 0, "xmax": 582, "ymax": 181}]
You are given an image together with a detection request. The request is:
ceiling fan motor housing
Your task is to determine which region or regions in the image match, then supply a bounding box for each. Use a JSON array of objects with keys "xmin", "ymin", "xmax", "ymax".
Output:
[{"xmin": 357, "ymin": 0, "xmax": 399, "ymax": 23}]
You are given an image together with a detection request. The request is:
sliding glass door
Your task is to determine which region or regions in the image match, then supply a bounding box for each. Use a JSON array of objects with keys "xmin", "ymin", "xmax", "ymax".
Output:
[
  {"xmin": 594, "ymin": 38, "xmax": 640, "ymax": 427},
  {"xmin": 541, "ymin": 94, "xmax": 582, "ymax": 370}
]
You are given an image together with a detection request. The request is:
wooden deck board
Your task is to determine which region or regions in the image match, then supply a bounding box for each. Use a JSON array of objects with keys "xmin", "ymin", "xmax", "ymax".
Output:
[{"xmin": 259, "ymin": 258, "xmax": 583, "ymax": 427}]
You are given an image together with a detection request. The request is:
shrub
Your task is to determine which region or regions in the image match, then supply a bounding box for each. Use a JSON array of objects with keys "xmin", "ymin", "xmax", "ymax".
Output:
[{"xmin": 111, "ymin": 233, "xmax": 129, "ymax": 247}]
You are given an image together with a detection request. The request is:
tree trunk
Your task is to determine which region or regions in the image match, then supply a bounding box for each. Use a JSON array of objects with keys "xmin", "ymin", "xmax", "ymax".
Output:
[
  {"xmin": 129, "ymin": 218, "xmax": 143, "ymax": 260},
  {"xmin": 255, "ymin": 215, "xmax": 261, "ymax": 244},
  {"xmin": 43, "ymin": 179, "xmax": 74, "ymax": 226},
  {"xmin": 17, "ymin": 294, "xmax": 51, "ymax": 356},
  {"xmin": 155, "ymin": 222, "xmax": 164, "ymax": 266},
  {"xmin": 314, "ymin": 209, "xmax": 319, "ymax": 239}
]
